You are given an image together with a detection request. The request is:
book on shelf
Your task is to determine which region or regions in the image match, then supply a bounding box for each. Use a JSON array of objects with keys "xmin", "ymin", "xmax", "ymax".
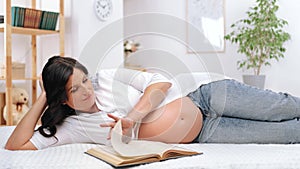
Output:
[
  {"xmin": 85, "ymin": 120, "xmax": 202, "ymax": 168},
  {"xmin": 10, "ymin": 6, "xmax": 59, "ymax": 30},
  {"xmin": 11, "ymin": 6, "xmax": 25, "ymax": 27},
  {"xmin": 24, "ymin": 8, "xmax": 42, "ymax": 29},
  {"xmin": 39, "ymin": 11, "xmax": 59, "ymax": 30},
  {"xmin": 23, "ymin": 8, "xmax": 34, "ymax": 28}
]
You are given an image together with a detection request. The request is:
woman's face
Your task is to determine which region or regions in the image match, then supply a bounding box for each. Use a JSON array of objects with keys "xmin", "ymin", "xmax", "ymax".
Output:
[{"xmin": 64, "ymin": 68, "xmax": 97, "ymax": 112}]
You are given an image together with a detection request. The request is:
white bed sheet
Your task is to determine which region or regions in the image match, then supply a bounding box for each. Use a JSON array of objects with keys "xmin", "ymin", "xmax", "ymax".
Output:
[{"xmin": 1, "ymin": 126, "xmax": 300, "ymax": 169}]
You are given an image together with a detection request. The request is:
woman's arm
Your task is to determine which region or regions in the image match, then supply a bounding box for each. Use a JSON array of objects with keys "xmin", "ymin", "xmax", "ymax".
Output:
[
  {"xmin": 5, "ymin": 79, "xmax": 47, "ymax": 150},
  {"xmin": 127, "ymin": 81, "xmax": 172, "ymax": 123},
  {"xmin": 101, "ymin": 82, "xmax": 172, "ymax": 137}
]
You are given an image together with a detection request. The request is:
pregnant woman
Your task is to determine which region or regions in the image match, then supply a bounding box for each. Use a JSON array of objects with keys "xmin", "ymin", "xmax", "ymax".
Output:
[{"xmin": 5, "ymin": 56, "xmax": 300, "ymax": 150}]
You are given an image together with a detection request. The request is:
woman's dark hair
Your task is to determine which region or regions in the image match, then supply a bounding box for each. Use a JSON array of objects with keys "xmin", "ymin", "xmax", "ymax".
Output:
[{"xmin": 37, "ymin": 56, "xmax": 88, "ymax": 137}]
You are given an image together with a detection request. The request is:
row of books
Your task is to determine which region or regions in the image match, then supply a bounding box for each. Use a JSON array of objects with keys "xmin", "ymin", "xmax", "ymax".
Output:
[
  {"xmin": 0, "ymin": 15, "xmax": 3, "ymax": 23},
  {"xmin": 11, "ymin": 6, "xmax": 59, "ymax": 30}
]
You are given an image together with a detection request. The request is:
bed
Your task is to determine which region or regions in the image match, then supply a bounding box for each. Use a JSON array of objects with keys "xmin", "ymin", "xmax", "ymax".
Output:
[{"xmin": 1, "ymin": 126, "xmax": 300, "ymax": 169}]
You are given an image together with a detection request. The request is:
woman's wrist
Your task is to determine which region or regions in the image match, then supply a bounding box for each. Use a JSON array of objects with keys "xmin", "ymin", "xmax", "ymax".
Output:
[
  {"xmin": 36, "ymin": 91, "xmax": 47, "ymax": 110},
  {"xmin": 126, "ymin": 109, "xmax": 146, "ymax": 124},
  {"xmin": 124, "ymin": 116, "xmax": 136, "ymax": 128}
]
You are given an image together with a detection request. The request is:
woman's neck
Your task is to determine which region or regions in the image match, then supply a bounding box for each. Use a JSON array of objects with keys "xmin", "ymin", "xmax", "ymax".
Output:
[{"xmin": 89, "ymin": 103, "xmax": 100, "ymax": 113}]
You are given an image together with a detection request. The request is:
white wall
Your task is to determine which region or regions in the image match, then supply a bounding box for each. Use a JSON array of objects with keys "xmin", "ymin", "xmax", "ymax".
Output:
[
  {"xmin": 124, "ymin": 0, "xmax": 300, "ymax": 96},
  {"xmin": 40, "ymin": 0, "xmax": 124, "ymax": 73},
  {"xmin": 70, "ymin": 0, "xmax": 124, "ymax": 74}
]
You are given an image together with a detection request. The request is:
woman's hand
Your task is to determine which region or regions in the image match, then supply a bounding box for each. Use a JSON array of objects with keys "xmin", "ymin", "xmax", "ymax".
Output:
[{"xmin": 100, "ymin": 113, "xmax": 135, "ymax": 141}]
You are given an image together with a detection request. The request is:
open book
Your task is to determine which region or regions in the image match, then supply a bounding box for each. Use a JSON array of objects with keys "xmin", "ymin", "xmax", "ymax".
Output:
[{"xmin": 85, "ymin": 120, "xmax": 202, "ymax": 168}]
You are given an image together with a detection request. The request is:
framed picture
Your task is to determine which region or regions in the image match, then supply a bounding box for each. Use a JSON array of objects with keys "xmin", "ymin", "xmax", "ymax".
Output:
[{"xmin": 186, "ymin": 0, "xmax": 225, "ymax": 53}]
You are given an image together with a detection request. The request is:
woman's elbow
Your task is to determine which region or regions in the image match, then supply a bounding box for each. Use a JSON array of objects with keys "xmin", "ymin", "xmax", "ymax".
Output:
[
  {"xmin": 5, "ymin": 143, "xmax": 18, "ymax": 151},
  {"xmin": 161, "ymin": 82, "xmax": 172, "ymax": 93},
  {"xmin": 4, "ymin": 142, "xmax": 37, "ymax": 151}
]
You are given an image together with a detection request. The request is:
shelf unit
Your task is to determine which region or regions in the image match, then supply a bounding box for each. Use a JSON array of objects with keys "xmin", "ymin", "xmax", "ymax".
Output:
[{"xmin": 0, "ymin": 0, "xmax": 65, "ymax": 125}]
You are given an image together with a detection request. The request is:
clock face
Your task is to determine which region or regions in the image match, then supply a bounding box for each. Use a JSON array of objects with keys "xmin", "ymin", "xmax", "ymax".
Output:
[{"xmin": 94, "ymin": 0, "xmax": 113, "ymax": 21}]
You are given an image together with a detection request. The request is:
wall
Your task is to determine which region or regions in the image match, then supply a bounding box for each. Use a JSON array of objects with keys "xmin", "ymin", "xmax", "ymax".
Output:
[
  {"xmin": 70, "ymin": 0, "xmax": 124, "ymax": 74},
  {"xmin": 39, "ymin": 0, "xmax": 124, "ymax": 74},
  {"xmin": 1, "ymin": 0, "xmax": 299, "ymax": 97},
  {"xmin": 124, "ymin": 0, "xmax": 300, "ymax": 96}
]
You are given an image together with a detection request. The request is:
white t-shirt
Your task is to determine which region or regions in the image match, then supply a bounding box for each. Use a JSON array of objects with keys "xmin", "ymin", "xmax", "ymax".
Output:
[{"xmin": 30, "ymin": 69, "xmax": 227, "ymax": 149}]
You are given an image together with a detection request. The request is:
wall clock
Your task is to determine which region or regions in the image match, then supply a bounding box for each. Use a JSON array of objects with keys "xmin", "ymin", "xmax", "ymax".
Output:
[{"xmin": 94, "ymin": 0, "xmax": 113, "ymax": 21}]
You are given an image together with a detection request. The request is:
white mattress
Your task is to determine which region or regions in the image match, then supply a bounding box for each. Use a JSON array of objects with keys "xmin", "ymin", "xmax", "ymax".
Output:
[{"xmin": 1, "ymin": 126, "xmax": 300, "ymax": 169}]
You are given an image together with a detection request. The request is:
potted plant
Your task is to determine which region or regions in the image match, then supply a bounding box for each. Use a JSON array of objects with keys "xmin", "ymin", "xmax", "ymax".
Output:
[{"xmin": 224, "ymin": 0, "xmax": 291, "ymax": 89}]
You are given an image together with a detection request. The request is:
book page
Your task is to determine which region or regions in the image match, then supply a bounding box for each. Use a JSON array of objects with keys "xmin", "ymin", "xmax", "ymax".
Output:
[{"xmin": 111, "ymin": 120, "xmax": 174, "ymax": 157}]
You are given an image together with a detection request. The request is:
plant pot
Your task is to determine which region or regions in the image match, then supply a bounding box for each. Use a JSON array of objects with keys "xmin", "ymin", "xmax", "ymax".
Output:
[{"xmin": 242, "ymin": 75, "xmax": 266, "ymax": 89}]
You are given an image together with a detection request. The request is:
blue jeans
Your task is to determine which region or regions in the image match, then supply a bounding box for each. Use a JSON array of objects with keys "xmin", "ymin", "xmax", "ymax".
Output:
[{"xmin": 187, "ymin": 79, "xmax": 300, "ymax": 144}]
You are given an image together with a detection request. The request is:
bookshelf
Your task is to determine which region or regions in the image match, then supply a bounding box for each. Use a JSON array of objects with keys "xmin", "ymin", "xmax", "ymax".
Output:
[{"xmin": 0, "ymin": 0, "xmax": 65, "ymax": 125}]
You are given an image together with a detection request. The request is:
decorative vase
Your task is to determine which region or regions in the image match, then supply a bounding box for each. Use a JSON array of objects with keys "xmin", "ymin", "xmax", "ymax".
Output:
[{"xmin": 242, "ymin": 75, "xmax": 266, "ymax": 89}]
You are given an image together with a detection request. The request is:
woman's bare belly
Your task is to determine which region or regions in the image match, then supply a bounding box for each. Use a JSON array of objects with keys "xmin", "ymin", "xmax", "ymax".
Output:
[{"xmin": 138, "ymin": 97, "xmax": 203, "ymax": 143}]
